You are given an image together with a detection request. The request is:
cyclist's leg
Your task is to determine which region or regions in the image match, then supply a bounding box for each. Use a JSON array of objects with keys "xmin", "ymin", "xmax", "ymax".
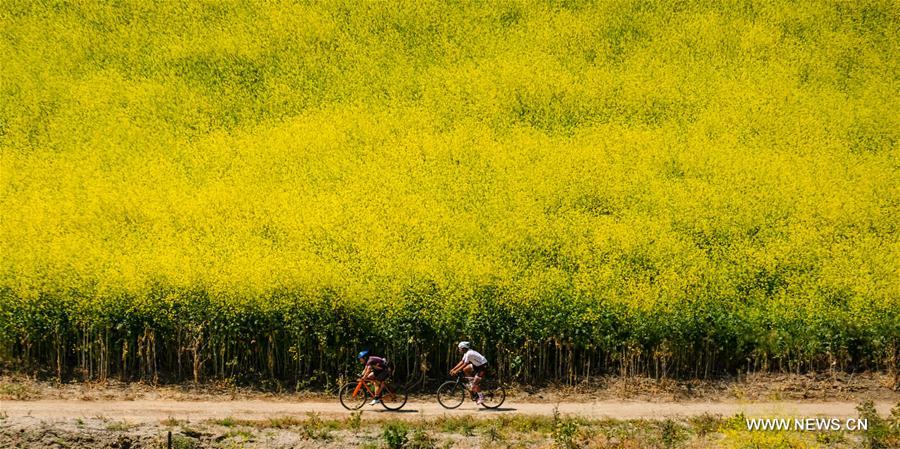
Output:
[
  {"xmin": 461, "ymin": 364, "xmax": 479, "ymax": 392},
  {"xmin": 374, "ymin": 369, "xmax": 390, "ymax": 397},
  {"xmin": 471, "ymin": 365, "xmax": 488, "ymax": 393}
]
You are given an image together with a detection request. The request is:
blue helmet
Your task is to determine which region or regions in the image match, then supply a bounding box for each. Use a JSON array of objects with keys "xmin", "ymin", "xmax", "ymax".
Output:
[{"xmin": 357, "ymin": 350, "xmax": 369, "ymax": 359}]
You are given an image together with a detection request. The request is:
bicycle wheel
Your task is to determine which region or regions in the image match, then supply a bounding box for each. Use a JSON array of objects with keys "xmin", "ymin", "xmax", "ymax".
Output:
[
  {"xmin": 339, "ymin": 382, "xmax": 369, "ymax": 410},
  {"xmin": 380, "ymin": 382, "xmax": 408, "ymax": 411},
  {"xmin": 437, "ymin": 381, "xmax": 465, "ymax": 409},
  {"xmin": 479, "ymin": 380, "xmax": 506, "ymax": 409}
]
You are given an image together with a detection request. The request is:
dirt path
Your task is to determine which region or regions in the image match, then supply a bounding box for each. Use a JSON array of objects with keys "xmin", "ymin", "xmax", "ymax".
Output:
[{"xmin": 2, "ymin": 399, "xmax": 895, "ymax": 423}]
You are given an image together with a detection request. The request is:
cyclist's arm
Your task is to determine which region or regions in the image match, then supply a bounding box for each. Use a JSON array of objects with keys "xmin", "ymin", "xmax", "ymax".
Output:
[
  {"xmin": 360, "ymin": 364, "xmax": 372, "ymax": 379},
  {"xmin": 449, "ymin": 360, "xmax": 466, "ymax": 375}
]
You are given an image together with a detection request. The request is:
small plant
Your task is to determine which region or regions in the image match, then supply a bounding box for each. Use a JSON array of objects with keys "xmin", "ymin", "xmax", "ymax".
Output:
[
  {"xmin": 266, "ymin": 416, "xmax": 304, "ymax": 428},
  {"xmin": 890, "ymin": 403, "xmax": 900, "ymax": 434},
  {"xmin": 688, "ymin": 413, "xmax": 719, "ymax": 437},
  {"xmin": 347, "ymin": 410, "xmax": 363, "ymax": 434},
  {"xmin": 170, "ymin": 434, "xmax": 200, "ymax": 449},
  {"xmin": 180, "ymin": 426, "xmax": 205, "ymax": 439},
  {"xmin": 407, "ymin": 428, "xmax": 437, "ymax": 449},
  {"xmin": 223, "ymin": 429, "xmax": 254, "ymax": 441},
  {"xmin": 721, "ymin": 413, "xmax": 747, "ymax": 431},
  {"xmin": 552, "ymin": 406, "xmax": 580, "ymax": 449},
  {"xmin": 816, "ymin": 432, "xmax": 846, "ymax": 445},
  {"xmin": 438, "ymin": 416, "xmax": 476, "ymax": 436},
  {"xmin": 383, "ymin": 422, "xmax": 409, "ymax": 449},
  {"xmin": 215, "ymin": 416, "xmax": 237, "ymax": 428},
  {"xmin": 106, "ymin": 420, "xmax": 131, "ymax": 431},
  {"xmin": 483, "ymin": 424, "xmax": 502, "ymax": 443},
  {"xmin": 504, "ymin": 415, "xmax": 555, "ymax": 433},
  {"xmin": 0, "ymin": 383, "xmax": 34, "ymax": 400},
  {"xmin": 161, "ymin": 417, "xmax": 182, "ymax": 427},
  {"xmin": 659, "ymin": 419, "xmax": 687, "ymax": 448},
  {"xmin": 857, "ymin": 400, "xmax": 892, "ymax": 449},
  {"xmin": 302, "ymin": 412, "xmax": 332, "ymax": 440}
]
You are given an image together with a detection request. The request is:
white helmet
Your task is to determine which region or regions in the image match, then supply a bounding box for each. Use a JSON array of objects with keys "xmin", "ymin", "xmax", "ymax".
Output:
[{"xmin": 457, "ymin": 341, "xmax": 471, "ymax": 350}]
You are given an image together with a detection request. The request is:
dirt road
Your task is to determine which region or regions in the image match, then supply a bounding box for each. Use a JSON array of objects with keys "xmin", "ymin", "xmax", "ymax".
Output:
[{"xmin": 2, "ymin": 399, "xmax": 895, "ymax": 423}]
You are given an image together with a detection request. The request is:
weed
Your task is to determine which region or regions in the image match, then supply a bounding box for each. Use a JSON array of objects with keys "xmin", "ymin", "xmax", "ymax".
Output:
[
  {"xmin": 302, "ymin": 412, "xmax": 332, "ymax": 440},
  {"xmin": 214, "ymin": 416, "xmax": 237, "ymax": 428},
  {"xmin": 857, "ymin": 400, "xmax": 891, "ymax": 449},
  {"xmin": 161, "ymin": 417, "xmax": 182, "ymax": 427},
  {"xmin": 438, "ymin": 415, "xmax": 476, "ymax": 436},
  {"xmin": 347, "ymin": 410, "xmax": 363, "ymax": 434},
  {"xmin": 408, "ymin": 428, "xmax": 437, "ymax": 449},
  {"xmin": 105, "ymin": 420, "xmax": 131, "ymax": 431},
  {"xmin": 0, "ymin": 383, "xmax": 35, "ymax": 400},
  {"xmin": 687, "ymin": 413, "xmax": 719, "ymax": 437},
  {"xmin": 266, "ymin": 416, "xmax": 304, "ymax": 429},
  {"xmin": 383, "ymin": 422, "xmax": 409, "ymax": 449},
  {"xmin": 223, "ymin": 429, "xmax": 253, "ymax": 441},
  {"xmin": 659, "ymin": 419, "xmax": 687, "ymax": 448},
  {"xmin": 552, "ymin": 406, "xmax": 580, "ymax": 449},
  {"xmin": 483, "ymin": 424, "xmax": 503, "ymax": 443},
  {"xmin": 170, "ymin": 434, "xmax": 200, "ymax": 449}
]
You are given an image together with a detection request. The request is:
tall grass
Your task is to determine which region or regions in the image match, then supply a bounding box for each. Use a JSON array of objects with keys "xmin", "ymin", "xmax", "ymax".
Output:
[{"xmin": 1, "ymin": 0, "xmax": 897, "ymax": 385}]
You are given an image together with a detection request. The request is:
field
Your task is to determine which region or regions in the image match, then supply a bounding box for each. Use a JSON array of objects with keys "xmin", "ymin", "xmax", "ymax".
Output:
[{"xmin": 1, "ymin": 0, "xmax": 898, "ymax": 388}]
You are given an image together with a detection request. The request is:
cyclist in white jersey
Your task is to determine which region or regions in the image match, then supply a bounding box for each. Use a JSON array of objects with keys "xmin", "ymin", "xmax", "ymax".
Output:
[{"xmin": 449, "ymin": 341, "xmax": 488, "ymax": 404}]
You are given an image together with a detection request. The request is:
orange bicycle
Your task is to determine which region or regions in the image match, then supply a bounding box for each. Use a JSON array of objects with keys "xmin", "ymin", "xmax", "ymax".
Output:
[{"xmin": 339, "ymin": 376, "xmax": 408, "ymax": 411}]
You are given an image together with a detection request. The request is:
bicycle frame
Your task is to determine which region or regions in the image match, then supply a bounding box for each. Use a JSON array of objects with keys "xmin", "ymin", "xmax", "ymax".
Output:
[
  {"xmin": 451, "ymin": 373, "xmax": 482, "ymax": 394},
  {"xmin": 354, "ymin": 372, "xmax": 401, "ymax": 396},
  {"xmin": 341, "ymin": 371, "xmax": 408, "ymax": 411},
  {"xmin": 351, "ymin": 378, "xmax": 380, "ymax": 398}
]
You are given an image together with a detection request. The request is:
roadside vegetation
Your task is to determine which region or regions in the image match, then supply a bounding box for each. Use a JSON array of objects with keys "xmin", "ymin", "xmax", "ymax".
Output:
[{"xmin": 3, "ymin": 404, "xmax": 899, "ymax": 448}]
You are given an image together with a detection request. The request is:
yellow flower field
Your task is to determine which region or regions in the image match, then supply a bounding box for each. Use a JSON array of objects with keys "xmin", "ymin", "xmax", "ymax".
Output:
[{"xmin": 1, "ymin": 0, "xmax": 897, "ymax": 384}]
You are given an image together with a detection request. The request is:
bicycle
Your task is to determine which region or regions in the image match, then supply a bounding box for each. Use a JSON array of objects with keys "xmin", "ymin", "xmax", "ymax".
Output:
[
  {"xmin": 339, "ymin": 375, "xmax": 408, "ymax": 411},
  {"xmin": 436, "ymin": 372, "xmax": 506, "ymax": 409}
]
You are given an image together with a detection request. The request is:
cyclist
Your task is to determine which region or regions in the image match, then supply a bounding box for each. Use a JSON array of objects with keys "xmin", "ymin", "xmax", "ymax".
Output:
[
  {"xmin": 357, "ymin": 350, "xmax": 392, "ymax": 405},
  {"xmin": 449, "ymin": 341, "xmax": 488, "ymax": 405}
]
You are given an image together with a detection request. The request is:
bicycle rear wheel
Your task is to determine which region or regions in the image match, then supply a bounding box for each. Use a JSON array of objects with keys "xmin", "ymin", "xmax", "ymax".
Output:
[
  {"xmin": 380, "ymin": 382, "xmax": 408, "ymax": 411},
  {"xmin": 339, "ymin": 382, "xmax": 369, "ymax": 410},
  {"xmin": 437, "ymin": 381, "xmax": 465, "ymax": 409},
  {"xmin": 479, "ymin": 380, "xmax": 506, "ymax": 409}
]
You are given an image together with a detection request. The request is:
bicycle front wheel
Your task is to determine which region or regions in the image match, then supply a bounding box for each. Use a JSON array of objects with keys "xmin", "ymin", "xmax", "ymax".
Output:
[
  {"xmin": 479, "ymin": 380, "xmax": 506, "ymax": 409},
  {"xmin": 380, "ymin": 383, "xmax": 408, "ymax": 411},
  {"xmin": 339, "ymin": 382, "xmax": 368, "ymax": 410},
  {"xmin": 437, "ymin": 381, "xmax": 465, "ymax": 409}
]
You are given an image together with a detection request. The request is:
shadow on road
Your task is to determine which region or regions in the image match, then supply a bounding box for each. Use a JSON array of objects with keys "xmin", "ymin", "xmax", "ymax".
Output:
[
  {"xmin": 478, "ymin": 408, "xmax": 516, "ymax": 412},
  {"xmin": 375, "ymin": 409, "xmax": 419, "ymax": 414}
]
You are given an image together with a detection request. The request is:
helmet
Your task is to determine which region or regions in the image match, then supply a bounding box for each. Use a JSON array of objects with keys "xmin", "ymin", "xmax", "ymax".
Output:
[
  {"xmin": 457, "ymin": 341, "xmax": 471, "ymax": 350},
  {"xmin": 357, "ymin": 350, "xmax": 369, "ymax": 359}
]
